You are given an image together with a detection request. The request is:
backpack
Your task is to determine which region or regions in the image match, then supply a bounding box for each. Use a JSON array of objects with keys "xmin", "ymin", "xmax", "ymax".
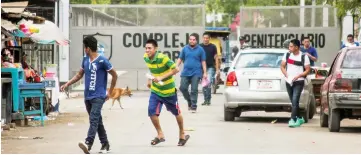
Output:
[{"xmin": 285, "ymin": 52, "xmax": 306, "ymax": 76}]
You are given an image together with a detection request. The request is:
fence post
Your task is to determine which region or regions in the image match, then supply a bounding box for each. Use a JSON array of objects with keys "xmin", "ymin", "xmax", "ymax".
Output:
[{"xmin": 137, "ymin": 70, "xmax": 139, "ymax": 91}]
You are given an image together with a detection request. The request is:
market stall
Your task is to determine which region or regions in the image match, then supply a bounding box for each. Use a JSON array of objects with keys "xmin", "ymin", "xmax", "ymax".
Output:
[{"xmin": 1, "ymin": 10, "xmax": 69, "ymax": 126}]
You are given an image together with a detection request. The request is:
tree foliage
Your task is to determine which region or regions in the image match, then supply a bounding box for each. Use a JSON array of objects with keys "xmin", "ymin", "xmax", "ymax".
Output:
[
  {"xmin": 70, "ymin": 0, "xmax": 361, "ymax": 27},
  {"xmin": 326, "ymin": 0, "xmax": 361, "ymax": 17}
]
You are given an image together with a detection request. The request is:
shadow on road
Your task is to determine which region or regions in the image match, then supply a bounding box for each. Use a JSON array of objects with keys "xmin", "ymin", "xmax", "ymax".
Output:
[
  {"xmin": 232, "ymin": 116, "xmax": 361, "ymax": 134},
  {"xmin": 339, "ymin": 127, "xmax": 361, "ymax": 134},
  {"xmin": 234, "ymin": 116, "xmax": 290, "ymax": 124}
]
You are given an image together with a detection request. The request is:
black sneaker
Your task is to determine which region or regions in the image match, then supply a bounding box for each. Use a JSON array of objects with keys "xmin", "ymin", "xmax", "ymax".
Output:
[
  {"xmin": 207, "ymin": 101, "xmax": 211, "ymax": 106},
  {"xmin": 201, "ymin": 102, "xmax": 207, "ymax": 106},
  {"xmin": 202, "ymin": 101, "xmax": 211, "ymax": 106},
  {"xmin": 78, "ymin": 141, "xmax": 92, "ymax": 154},
  {"xmin": 191, "ymin": 108, "xmax": 197, "ymax": 113},
  {"xmin": 99, "ymin": 142, "xmax": 110, "ymax": 154}
]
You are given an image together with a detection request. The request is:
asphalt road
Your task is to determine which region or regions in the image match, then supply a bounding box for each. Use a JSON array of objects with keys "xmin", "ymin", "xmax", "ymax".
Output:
[{"xmin": 2, "ymin": 92, "xmax": 361, "ymax": 154}]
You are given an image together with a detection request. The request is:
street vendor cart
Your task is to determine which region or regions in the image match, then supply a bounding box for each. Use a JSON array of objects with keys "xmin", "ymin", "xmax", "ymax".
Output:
[{"xmin": 1, "ymin": 11, "xmax": 69, "ymax": 126}]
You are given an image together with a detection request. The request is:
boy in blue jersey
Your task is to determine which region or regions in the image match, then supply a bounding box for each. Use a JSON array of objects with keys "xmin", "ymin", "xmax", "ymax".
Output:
[{"xmin": 60, "ymin": 36, "xmax": 118, "ymax": 154}]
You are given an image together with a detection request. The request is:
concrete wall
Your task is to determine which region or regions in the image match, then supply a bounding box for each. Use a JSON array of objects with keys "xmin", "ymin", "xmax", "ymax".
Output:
[{"xmin": 69, "ymin": 27, "xmax": 205, "ymax": 90}]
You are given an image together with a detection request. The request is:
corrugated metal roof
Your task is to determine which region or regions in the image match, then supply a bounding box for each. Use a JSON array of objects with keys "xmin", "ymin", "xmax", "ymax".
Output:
[
  {"xmin": 1, "ymin": 1, "xmax": 28, "ymax": 13},
  {"xmin": 1, "ymin": 19, "xmax": 18, "ymax": 31}
]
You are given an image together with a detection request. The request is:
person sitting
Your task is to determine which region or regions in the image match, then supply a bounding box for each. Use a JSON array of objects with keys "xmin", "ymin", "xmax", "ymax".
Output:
[
  {"xmin": 1, "ymin": 48, "xmax": 15, "ymax": 68},
  {"xmin": 21, "ymin": 52, "xmax": 39, "ymax": 82}
]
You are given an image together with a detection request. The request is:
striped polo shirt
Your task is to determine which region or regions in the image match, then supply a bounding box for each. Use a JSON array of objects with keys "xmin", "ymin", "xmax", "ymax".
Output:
[{"xmin": 144, "ymin": 52, "xmax": 176, "ymax": 97}]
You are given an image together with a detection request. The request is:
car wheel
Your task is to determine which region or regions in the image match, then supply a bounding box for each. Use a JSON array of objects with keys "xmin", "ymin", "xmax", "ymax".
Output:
[
  {"xmin": 300, "ymin": 99, "xmax": 310, "ymax": 123},
  {"xmin": 319, "ymin": 105, "xmax": 328, "ymax": 127},
  {"xmin": 328, "ymin": 108, "xmax": 341, "ymax": 132},
  {"xmin": 308, "ymin": 96, "xmax": 316, "ymax": 119},
  {"xmin": 301, "ymin": 108, "xmax": 309, "ymax": 123},
  {"xmin": 224, "ymin": 106, "xmax": 235, "ymax": 121},
  {"xmin": 235, "ymin": 110, "xmax": 242, "ymax": 118}
]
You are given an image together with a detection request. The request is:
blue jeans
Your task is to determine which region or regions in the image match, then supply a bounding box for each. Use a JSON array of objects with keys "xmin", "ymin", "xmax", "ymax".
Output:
[
  {"xmin": 202, "ymin": 67, "xmax": 216, "ymax": 102},
  {"xmin": 286, "ymin": 81, "xmax": 305, "ymax": 121},
  {"xmin": 180, "ymin": 76, "xmax": 200, "ymax": 109},
  {"xmin": 85, "ymin": 98, "xmax": 108, "ymax": 144}
]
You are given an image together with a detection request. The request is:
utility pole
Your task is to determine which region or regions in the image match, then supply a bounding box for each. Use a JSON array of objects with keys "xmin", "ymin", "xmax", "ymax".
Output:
[
  {"xmin": 213, "ymin": 10, "xmax": 216, "ymax": 27},
  {"xmin": 300, "ymin": 0, "xmax": 305, "ymax": 27}
]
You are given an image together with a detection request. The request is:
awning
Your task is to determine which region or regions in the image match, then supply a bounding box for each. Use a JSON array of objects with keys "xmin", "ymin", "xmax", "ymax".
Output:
[
  {"xmin": 1, "ymin": 19, "xmax": 18, "ymax": 31},
  {"xmin": 1, "ymin": 1, "xmax": 28, "ymax": 13},
  {"xmin": 1, "ymin": 27, "xmax": 15, "ymax": 42},
  {"xmin": 13, "ymin": 19, "xmax": 69, "ymax": 45}
]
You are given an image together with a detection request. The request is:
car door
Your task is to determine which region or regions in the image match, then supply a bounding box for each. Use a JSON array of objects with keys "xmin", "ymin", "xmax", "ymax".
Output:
[{"xmin": 321, "ymin": 52, "xmax": 342, "ymax": 111}]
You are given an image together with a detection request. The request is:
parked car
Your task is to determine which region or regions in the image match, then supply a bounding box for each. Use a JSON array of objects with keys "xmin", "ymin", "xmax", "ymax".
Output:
[
  {"xmin": 320, "ymin": 46, "xmax": 361, "ymax": 132},
  {"xmin": 309, "ymin": 67, "xmax": 330, "ymax": 108},
  {"xmin": 223, "ymin": 48, "xmax": 316, "ymax": 122}
]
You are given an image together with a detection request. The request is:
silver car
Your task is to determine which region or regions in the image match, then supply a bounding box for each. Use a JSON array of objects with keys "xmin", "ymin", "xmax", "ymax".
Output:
[{"xmin": 223, "ymin": 48, "xmax": 316, "ymax": 122}]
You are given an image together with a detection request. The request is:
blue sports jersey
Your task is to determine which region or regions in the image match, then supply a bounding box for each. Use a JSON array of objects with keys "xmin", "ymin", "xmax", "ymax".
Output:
[{"xmin": 81, "ymin": 55, "xmax": 113, "ymax": 100}]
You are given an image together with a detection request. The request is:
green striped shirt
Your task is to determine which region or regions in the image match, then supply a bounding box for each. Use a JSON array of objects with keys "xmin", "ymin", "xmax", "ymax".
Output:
[{"xmin": 144, "ymin": 52, "xmax": 176, "ymax": 97}]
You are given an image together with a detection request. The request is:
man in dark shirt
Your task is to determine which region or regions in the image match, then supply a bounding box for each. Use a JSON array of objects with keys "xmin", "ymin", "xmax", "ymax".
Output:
[{"xmin": 200, "ymin": 32, "xmax": 219, "ymax": 105}]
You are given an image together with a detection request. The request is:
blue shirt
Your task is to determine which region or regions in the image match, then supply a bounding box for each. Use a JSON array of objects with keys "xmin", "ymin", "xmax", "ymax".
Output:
[
  {"xmin": 341, "ymin": 42, "xmax": 360, "ymax": 49},
  {"xmin": 300, "ymin": 46, "xmax": 318, "ymax": 66},
  {"xmin": 179, "ymin": 45, "xmax": 206, "ymax": 77},
  {"xmin": 81, "ymin": 55, "xmax": 113, "ymax": 100}
]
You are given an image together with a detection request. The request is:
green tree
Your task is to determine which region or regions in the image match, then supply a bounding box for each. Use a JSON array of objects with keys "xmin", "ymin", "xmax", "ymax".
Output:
[{"xmin": 326, "ymin": 0, "xmax": 361, "ymax": 17}]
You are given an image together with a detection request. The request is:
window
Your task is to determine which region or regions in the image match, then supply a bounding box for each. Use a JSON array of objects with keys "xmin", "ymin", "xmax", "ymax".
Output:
[
  {"xmin": 235, "ymin": 52, "xmax": 285, "ymax": 68},
  {"xmin": 328, "ymin": 52, "xmax": 341, "ymax": 76},
  {"xmin": 341, "ymin": 49, "xmax": 361, "ymax": 68}
]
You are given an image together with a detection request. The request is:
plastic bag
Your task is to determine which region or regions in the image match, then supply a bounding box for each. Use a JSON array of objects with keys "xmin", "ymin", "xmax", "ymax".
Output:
[{"xmin": 201, "ymin": 78, "xmax": 210, "ymax": 87}]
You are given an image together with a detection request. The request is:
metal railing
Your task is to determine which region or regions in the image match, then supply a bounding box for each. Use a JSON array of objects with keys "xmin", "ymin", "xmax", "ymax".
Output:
[
  {"xmin": 70, "ymin": 4, "xmax": 205, "ymax": 27},
  {"xmin": 240, "ymin": 5, "xmax": 338, "ymax": 28}
]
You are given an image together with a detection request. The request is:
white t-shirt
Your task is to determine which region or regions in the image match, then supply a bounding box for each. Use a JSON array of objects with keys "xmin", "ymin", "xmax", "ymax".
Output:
[{"xmin": 282, "ymin": 52, "xmax": 310, "ymax": 81}]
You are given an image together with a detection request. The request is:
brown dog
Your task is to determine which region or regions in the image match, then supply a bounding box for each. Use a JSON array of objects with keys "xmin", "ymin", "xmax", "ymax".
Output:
[{"xmin": 107, "ymin": 86, "xmax": 133, "ymax": 110}]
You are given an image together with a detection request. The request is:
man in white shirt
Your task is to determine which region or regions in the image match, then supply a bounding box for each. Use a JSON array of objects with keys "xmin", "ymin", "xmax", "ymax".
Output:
[
  {"xmin": 341, "ymin": 34, "xmax": 360, "ymax": 49},
  {"xmin": 280, "ymin": 39, "xmax": 311, "ymax": 128}
]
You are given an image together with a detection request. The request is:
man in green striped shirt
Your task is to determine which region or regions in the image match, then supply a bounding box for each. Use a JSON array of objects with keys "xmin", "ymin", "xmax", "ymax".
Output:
[{"xmin": 144, "ymin": 39, "xmax": 190, "ymax": 146}]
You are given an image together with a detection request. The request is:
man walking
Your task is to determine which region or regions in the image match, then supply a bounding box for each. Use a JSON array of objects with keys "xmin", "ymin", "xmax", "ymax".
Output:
[
  {"xmin": 280, "ymin": 39, "xmax": 311, "ymax": 128},
  {"xmin": 177, "ymin": 33, "xmax": 207, "ymax": 113},
  {"xmin": 60, "ymin": 36, "xmax": 118, "ymax": 154},
  {"xmin": 300, "ymin": 37, "xmax": 318, "ymax": 66},
  {"xmin": 200, "ymin": 32, "xmax": 219, "ymax": 106},
  {"xmin": 144, "ymin": 39, "xmax": 190, "ymax": 146}
]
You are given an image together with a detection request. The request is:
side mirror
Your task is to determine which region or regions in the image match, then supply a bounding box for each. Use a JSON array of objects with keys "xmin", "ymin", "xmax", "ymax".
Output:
[{"xmin": 223, "ymin": 67, "xmax": 230, "ymax": 73}]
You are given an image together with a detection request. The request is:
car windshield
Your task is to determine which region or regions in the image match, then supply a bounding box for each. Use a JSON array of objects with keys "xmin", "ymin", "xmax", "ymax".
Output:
[
  {"xmin": 235, "ymin": 52, "xmax": 285, "ymax": 68},
  {"xmin": 342, "ymin": 50, "xmax": 361, "ymax": 68}
]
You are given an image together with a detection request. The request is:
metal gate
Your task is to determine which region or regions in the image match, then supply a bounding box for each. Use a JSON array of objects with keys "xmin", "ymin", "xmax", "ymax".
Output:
[
  {"xmin": 69, "ymin": 4, "xmax": 206, "ymax": 91},
  {"xmin": 22, "ymin": 44, "xmax": 55, "ymax": 74},
  {"xmin": 238, "ymin": 5, "xmax": 340, "ymax": 66}
]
